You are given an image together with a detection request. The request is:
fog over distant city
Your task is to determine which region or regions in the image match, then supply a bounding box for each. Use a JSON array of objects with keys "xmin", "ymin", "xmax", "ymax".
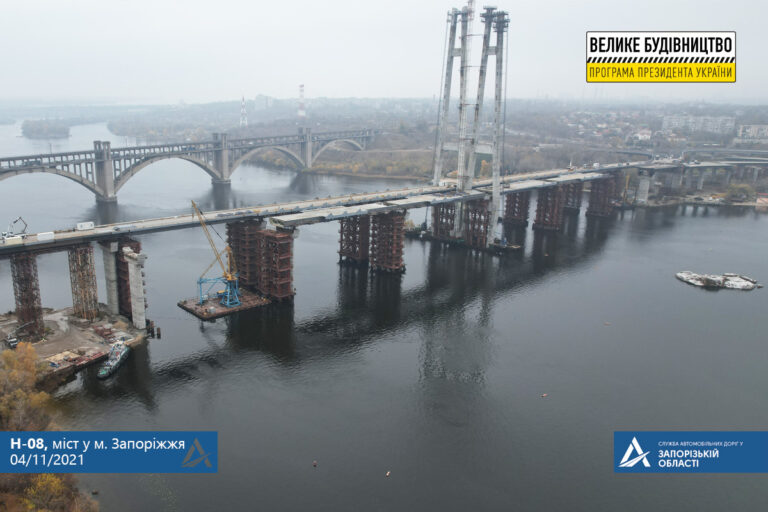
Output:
[{"xmin": 1, "ymin": 0, "xmax": 765, "ymax": 105}]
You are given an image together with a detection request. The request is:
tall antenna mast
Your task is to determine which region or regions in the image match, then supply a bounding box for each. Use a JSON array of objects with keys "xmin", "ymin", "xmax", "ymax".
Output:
[
  {"xmin": 298, "ymin": 84, "xmax": 306, "ymax": 125},
  {"xmin": 239, "ymin": 96, "xmax": 248, "ymax": 127}
]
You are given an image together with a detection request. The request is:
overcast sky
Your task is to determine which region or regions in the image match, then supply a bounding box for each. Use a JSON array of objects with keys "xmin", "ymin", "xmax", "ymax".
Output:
[{"xmin": 1, "ymin": 0, "xmax": 765, "ymax": 105}]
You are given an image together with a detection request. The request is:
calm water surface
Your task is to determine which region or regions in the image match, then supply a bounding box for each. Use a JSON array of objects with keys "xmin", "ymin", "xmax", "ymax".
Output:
[{"xmin": 0, "ymin": 124, "xmax": 767, "ymax": 511}]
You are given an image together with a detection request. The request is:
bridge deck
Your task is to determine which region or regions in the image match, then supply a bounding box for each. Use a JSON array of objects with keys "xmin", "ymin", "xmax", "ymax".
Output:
[{"xmin": 0, "ymin": 162, "xmax": 642, "ymax": 256}]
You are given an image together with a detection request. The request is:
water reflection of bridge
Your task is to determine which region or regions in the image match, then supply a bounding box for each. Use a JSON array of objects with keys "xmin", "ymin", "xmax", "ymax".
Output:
[{"xmin": 56, "ymin": 211, "xmax": 621, "ymax": 409}]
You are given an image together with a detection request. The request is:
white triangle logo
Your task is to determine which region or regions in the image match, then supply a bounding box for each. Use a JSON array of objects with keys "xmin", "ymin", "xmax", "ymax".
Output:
[{"xmin": 619, "ymin": 437, "xmax": 651, "ymax": 468}]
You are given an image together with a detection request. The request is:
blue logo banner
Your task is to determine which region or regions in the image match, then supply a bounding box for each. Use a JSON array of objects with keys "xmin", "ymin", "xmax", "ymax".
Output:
[
  {"xmin": 615, "ymin": 431, "xmax": 768, "ymax": 473},
  {"xmin": 0, "ymin": 431, "xmax": 217, "ymax": 473}
]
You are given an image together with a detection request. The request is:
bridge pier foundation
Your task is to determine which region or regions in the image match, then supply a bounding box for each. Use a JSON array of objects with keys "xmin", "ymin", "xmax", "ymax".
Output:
[
  {"xmin": 99, "ymin": 241, "xmax": 120, "ymax": 316},
  {"xmin": 68, "ymin": 245, "xmax": 98, "ymax": 321},
  {"xmin": 339, "ymin": 216, "xmax": 370, "ymax": 265},
  {"xmin": 533, "ymin": 187, "xmax": 564, "ymax": 231},
  {"xmin": 370, "ymin": 211, "xmax": 405, "ymax": 273},
  {"xmin": 502, "ymin": 191, "xmax": 531, "ymax": 227},
  {"xmin": 586, "ymin": 177, "xmax": 616, "ymax": 218},
  {"xmin": 10, "ymin": 252, "xmax": 44, "ymax": 340}
]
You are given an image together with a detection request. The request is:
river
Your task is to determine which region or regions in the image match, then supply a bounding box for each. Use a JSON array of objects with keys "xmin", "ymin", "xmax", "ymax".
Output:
[{"xmin": 1, "ymin": 123, "xmax": 767, "ymax": 511}]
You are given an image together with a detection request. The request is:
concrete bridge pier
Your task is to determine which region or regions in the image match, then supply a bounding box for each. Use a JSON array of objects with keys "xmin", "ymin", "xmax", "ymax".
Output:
[
  {"xmin": 94, "ymin": 141, "xmax": 116, "ymax": 203},
  {"xmin": 99, "ymin": 241, "xmax": 120, "ymax": 316},
  {"xmin": 10, "ymin": 252, "xmax": 45, "ymax": 340},
  {"xmin": 68, "ymin": 244, "xmax": 98, "ymax": 321},
  {"xmin": 696, "ymin": 170, "xmax": 707, "ymax": 191},
  {"xmin": 370, "ymin": 211, "xmax": 405, "ymax": 273},
  {"xmin": 533, "ymin": 187, "xmax": 564, "ymax": 231},
  {"xmin": 338, "ymin": 216, "xmax": 370, "ymax": 265},
  {"xmin": 115, "ymin": 238, "xmax": 147, "ymax": 328},
  {"xmin": 212, "ymin": 133, "xmax": 230, "ymax": 185},
  {"xmin": 586, "ymin": 177, "xmax": 616, "ymax": 217},
  {"xmin": 122, "ymin": 246, "xmax": 148, "ymax": 329},
  {"xmin": 299, "ymin": 127, "xmax": 313, "ymax": 169},
  {"xmin": 503, "ymin": 191, "xmax": 531, "ymax": 227},
  {"xmin": 721, "ymin": 169, "xmax": 732, "ymax": 186},
  {"xmin": 636, "ymin": 173, "xmax": 651, "ymax": 204},
  {"xmin": 752, "ymin": 167, "xmax": 761, "ymax": 183}
]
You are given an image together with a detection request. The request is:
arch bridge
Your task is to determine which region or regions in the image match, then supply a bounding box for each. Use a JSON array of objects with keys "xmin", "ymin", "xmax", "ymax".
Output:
[{"xmin": 0, "ymin": 128, "xmax": 375, "ymax": 202}]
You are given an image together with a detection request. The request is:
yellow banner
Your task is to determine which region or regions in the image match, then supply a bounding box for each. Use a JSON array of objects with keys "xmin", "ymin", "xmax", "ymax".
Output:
[{"xmin": 587, "ymin": 63, "xmax": 735, "ymax": 83}]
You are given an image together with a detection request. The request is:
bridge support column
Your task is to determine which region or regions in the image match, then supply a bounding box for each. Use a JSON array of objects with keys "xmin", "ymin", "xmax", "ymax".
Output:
[
  {"xmin": 94, "ymin": 141, "xmax": 116, "ymax": 203},
  {"xmin": 752, "ymin": 167, "xmax": 761, "ymax": 183},
  {"xmin": 212, "ymin": 133, "xmax": 230, "ymax": 184},
  {"xmin": 10, "ymin": 253, "xmax": 44, "ymax": 340},
  {"xmin": 636, "ymin": 175, "xmax": 651, "ymax": 204},
  {"xmin": 299, "ymin": 127, "xmax": 312, "ymax": 169},
  {"xmin": 431, "ymin": 203, "xmax": 456, "ymax": 240},
  {"xmin": 563, "ymin": 182, "xmax": 583, "ymax": 212},
  {"xmin": 68, "ymin": 244, "xmax": 98, "ymax": 321},
  {"xmin": 696, "ymin": 171, "xmax": 706, "ymax": 190},
  {"xmin": 99, "ymin": 241, "xmax": 119, "ymax": 316},
  {"xmin": 533, "ymin": 187, "xmax": 564, "ymax": 231},
  {"xmin": 116, "ymin": 238, "xmax": 146, "ymax": 326},
  {"xmin": 339, "ymin": 216, "xmax": 370, "ymax": 265},
  {"xmin": 464, "ymin": 199, "xmax": 490, "ymax": 249},
  {"xmin": 721, "ymin": 170, "xmax": 732, "ymax": 186},
  {"xmin": 370, "ymin": 211, "xmax": 405, "ymax": 273},
  {"xmin": 122, "ymin": 246, "xmax": 147, "ymax": 329},
  {"xmin": 502, "ymin": 191, "xmax": 530, "ymax": 227}
]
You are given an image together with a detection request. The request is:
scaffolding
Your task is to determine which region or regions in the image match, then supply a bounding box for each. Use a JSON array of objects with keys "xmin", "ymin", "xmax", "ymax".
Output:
[
  {"xmin": 431, "ymin": 203, "xmax": 456, "ymax": 240},
  {"xmin": 533, "ymin": 187, "xmax": 564, "ymax": 231},
  {"xmin": 370, "ymin": 211, "xmax": 405, "ymax": 273},
  {"xmin": 226, "ymin": 219, "xmax": 264, "ymax": 289},
  {"xmin": 338, "ymin": 215, "xmax": 370, "ymax": 265},
  {"xmin": 503, "ymin": 191, "xmax": 531, "ymax": 226},
  {"xmin": 463, "ymin": 199, "xmax": 490, "ymax": 249},
  {"xmin": 260, "ymin": 230, "xmax": 294, "ymax": 301},
  {"xmin": 116, "ymin": 238, "xmax": 141, "ymax": 319},
  {"xmin": 10, "ymin": 252, "xmax": 44, "ymax": 340},
  {"xmin": 586, "ymin": 177, "xmax": 617, "ymax": 217},
  {"xmin": 68, "ymin": 244, "xmax": 98, "ymax": 321},
  {"xmin": 563, "ymin": 182, "xmax": 584, "ymax": 212},
  {"xmin": 227, "ymin": 225, "xmax": 294, "ymax": 301}
]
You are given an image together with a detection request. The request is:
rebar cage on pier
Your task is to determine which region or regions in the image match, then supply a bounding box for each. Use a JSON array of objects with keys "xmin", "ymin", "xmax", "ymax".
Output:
[
  {"xmin": 503, "ymin": 191, "xmax": 531, "ymax": 226},
  {"xmin": 533, "ymin": 187, "xmax": 564, "ymax": 231},
  {"xmin": 68, "ymin": 245, "xmax": 98, "ymax": 320},
  {"xmin": 10, "ymin": 252, "xmax": 44, "ymax": 339},
  {"xmin": 338, "ymin": 216, "xmax": 370, "ymax": 264},
  {"xmin": 370, "ymin": 211, "xmax": 405, "ymax": 273}
]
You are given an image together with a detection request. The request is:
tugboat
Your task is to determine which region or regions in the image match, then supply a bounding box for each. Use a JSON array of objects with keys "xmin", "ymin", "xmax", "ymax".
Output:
[
  {"xmin": 676, "ymin": 271, "xmax": 761, "ymax": 291},
  {"xmin": 97, "ymin": 341, "xmax": 130, "ymax": 379}
]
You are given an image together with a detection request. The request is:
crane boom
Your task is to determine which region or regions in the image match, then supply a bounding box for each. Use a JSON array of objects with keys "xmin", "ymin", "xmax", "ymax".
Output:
[{"xmin": 191, "ymin": 201, "xmax": 231, "ymax": 279}]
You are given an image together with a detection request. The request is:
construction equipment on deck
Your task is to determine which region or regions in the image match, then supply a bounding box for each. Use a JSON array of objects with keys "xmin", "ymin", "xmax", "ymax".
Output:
[{"xmin": 191, "ymin": 201, "xmax": 241, "ymax": 308}]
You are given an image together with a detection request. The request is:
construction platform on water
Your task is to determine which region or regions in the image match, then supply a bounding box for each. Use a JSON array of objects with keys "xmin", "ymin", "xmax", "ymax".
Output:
[{"xmin": 177, "ymin": 289, "xmax": 271, "ymax": 321}]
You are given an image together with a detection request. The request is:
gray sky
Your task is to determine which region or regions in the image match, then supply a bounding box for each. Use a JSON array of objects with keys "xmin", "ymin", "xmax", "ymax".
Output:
[{"xmin": 1, "ymin": 0, "xmax": 765, "ymax": 104}]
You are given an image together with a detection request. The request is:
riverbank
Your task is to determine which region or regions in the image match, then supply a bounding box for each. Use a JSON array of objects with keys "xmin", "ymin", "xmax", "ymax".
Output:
[{"xmin": 0, "ymin": 307, "xmax": 147, "ymax": 390}]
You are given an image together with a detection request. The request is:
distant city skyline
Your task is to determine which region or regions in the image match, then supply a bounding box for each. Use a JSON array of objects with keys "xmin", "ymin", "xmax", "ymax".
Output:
[{"xmin": 1, "ymin": 0, "xmax": 766, "ymax": 105}]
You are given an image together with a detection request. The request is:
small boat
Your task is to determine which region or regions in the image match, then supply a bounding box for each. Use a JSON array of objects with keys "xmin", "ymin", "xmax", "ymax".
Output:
[
  {"xmin": 97, "ymin": 341, "xmax": 130, "ymax": 379},
  {"xmin": 676, "ymin": 271, "xmax": 761, "ymax": 291}
]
